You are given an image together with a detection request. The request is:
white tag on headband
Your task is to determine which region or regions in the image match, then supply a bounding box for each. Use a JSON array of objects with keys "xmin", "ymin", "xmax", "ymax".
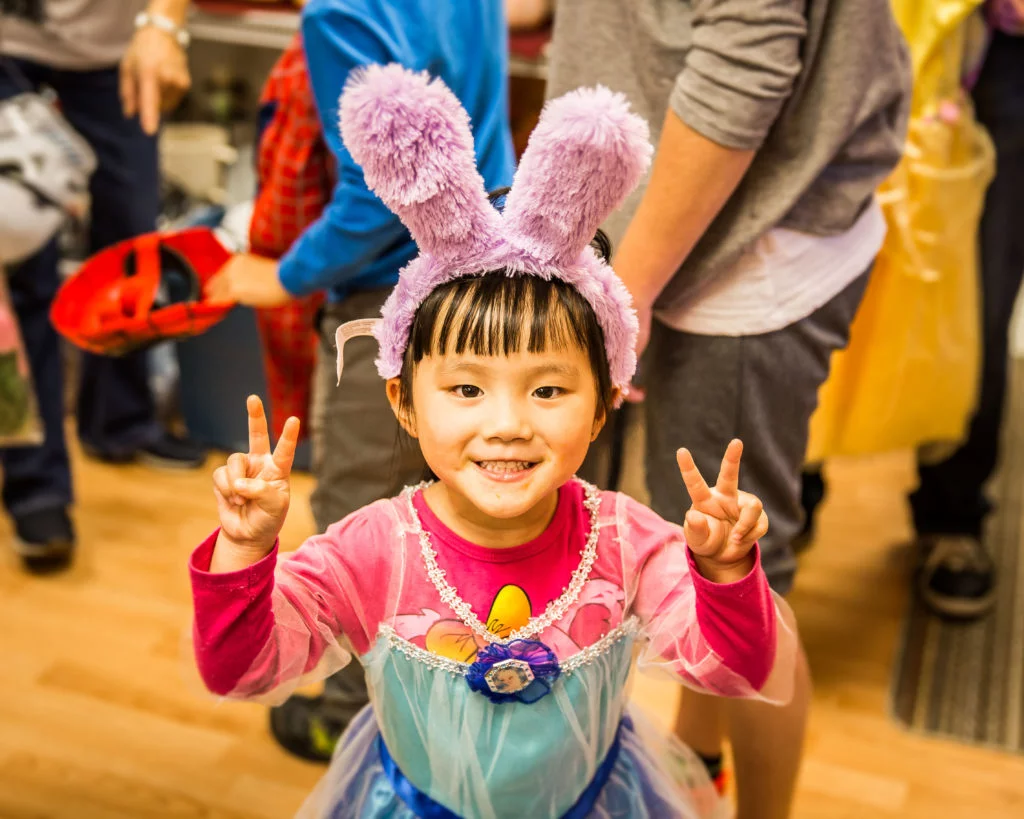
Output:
[{"xmin": 335, "ymin": 318, "xmax": 381, "ymax": 384}]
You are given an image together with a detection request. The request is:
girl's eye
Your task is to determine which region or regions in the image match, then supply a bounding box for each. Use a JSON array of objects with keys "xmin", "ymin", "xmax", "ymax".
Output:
[
  {"xmin": 534, "ymin": 386, "xmax": 563, "ymax": 400},
  {"xmin": 453, "ymin": 385, "xmax": 481, "ymax": 398}
]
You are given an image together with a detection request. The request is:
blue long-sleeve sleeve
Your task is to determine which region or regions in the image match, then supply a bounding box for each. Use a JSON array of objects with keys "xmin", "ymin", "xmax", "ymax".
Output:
[
  {"xmin": 277, "ymin": 6, "xmax": 415, "ymax": 299},
  {"xmin": 277, "ymin": 0, "xmax": 517, "ymax": 302}
]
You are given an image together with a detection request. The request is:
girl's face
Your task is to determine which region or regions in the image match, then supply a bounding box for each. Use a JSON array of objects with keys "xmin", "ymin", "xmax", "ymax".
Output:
[{"xmin": 387, "ymin": 343, "xmax": 607, "ymax": 536}]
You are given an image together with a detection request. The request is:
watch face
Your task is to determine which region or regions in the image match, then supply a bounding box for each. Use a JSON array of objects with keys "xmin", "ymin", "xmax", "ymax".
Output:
[{"xmin": 1, "ymin": 1, "xmax": 45, "ymax": 23}]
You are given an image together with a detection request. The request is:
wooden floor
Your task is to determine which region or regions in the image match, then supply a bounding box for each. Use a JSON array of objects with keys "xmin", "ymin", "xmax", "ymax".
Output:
[{"xmin": 1, "ymin": 437, "xmax": 1023, "ymax": 818}]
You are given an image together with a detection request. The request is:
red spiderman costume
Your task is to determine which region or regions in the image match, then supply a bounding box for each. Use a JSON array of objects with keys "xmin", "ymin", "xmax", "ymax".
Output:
[{"xmin": 248, "ymin": 35, "xmax": 330, "ymax": 440}]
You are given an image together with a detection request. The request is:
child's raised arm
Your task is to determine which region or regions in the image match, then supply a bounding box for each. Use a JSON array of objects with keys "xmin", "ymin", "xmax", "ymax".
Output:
[
  {"xmin": 209, "ymin": 396, "xmax": 299, "ymax": 573},
  {"xmin": 190, "ymin": 397, "xmax": 373, "ymax": 701},
  {"xmin": 629, "ymin": 441, "xmax": 797, "ymax": 704}
]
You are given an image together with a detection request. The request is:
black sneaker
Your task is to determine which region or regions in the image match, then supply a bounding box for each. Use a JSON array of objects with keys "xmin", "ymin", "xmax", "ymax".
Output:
[
  {"xmin": 917, "ymin": 534, "xmax": 996, "ymax": 620},
  {"xmin": 12, "ymin": 506, "xmax": 75, "ymax": 573},
  {"xmin": 83, "ymin": 432, "xmax": 207, "ymax": 470},
  {"xmin": 137, "ymin": 432, "xmax": 207, "ymax": 470},
  {"xmin": 269, "ymin": 694, "xmax": 358, "ymax": 763},
  {"xmin": 81, "ymin": 442, "xmax": 135, "ymax": 464}
]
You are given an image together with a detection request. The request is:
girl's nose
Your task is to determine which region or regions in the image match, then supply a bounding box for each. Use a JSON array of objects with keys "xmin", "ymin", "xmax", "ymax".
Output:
[{"xmin": 483, "ymin": 399, "xmax": 532, "ymax": 441}]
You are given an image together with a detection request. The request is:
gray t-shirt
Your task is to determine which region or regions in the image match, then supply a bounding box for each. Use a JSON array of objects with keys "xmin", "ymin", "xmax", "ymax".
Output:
[
  {"xmin": 547, "ymin": 0, "xmax": 912, "ymax": 312},
  {"xmin": 1, "ymin": 0, "xmax": 147, "ymax": 69}
]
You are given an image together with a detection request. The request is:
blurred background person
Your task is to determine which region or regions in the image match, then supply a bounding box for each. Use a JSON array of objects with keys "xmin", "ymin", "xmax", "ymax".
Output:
[
  {"xmin": 540, "ymin": 0, "xmax": 911, "ymax": 817},
  {"xmin": 0, "ymin": 0, "xmax": 201, "ymax": 571},
  {"xmin": 881, "ymin": 4, "xmax": 1022, "ymax": 619},
  {"xmin": 800, "ymin": 0, "xmax": 1020, "ymax": 622}
]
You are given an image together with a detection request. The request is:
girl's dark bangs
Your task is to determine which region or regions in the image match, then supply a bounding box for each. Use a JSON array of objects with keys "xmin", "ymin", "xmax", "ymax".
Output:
[
  {"xmin": 409, "ymin": 274, "xmax": 588, "ymax": 361},
  {"xmin": 399, "ymin": 271, "xmax": 614, "ymax": 421}
]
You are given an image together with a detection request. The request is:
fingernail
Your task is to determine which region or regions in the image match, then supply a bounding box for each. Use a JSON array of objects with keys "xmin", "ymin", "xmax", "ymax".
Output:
[{"xmin": 234, "ymin": 479, "xmax": 247, "ymax": 490}]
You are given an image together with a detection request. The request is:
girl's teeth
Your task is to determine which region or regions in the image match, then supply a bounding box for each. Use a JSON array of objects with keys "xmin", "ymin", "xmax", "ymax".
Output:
[{"xmin": 480, "ymin": 461, "xmax": 531, "ymax": 473}]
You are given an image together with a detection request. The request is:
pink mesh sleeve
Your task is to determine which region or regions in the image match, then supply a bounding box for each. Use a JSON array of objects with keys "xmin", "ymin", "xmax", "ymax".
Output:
[
  {"xmin": 617, "ymin": 494, "xmax": 798, "ymax": 705},
  {"xmin": 189, "ymin": 503, "xmax": 400, "ymax": 704}
]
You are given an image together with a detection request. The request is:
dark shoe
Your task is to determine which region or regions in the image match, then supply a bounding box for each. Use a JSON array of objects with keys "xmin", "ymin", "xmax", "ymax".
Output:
[
  {"xmin": 12, "ymin": 506, "xmax": 75, "ymax": 573},
  {"xmin": 81, "ymin": 442, "xmax": 136, "ymax": 464},
  {"xmin": 269, "ymin": 694, "xmax": 351, "ymax": 763},
  {"xmin": 85, "ymin": 432, "xmax": 207, "ymax": 470},
  {"xmin": 138, "ymin": 432, "xmax": 207, "ymax": 470},
  {"xmin": 917, "ymin": 534, "xmax": 996, "ymax": 620}
]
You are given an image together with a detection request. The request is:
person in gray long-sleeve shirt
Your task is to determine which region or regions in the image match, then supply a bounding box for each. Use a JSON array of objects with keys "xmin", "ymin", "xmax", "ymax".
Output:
[{"xmin": 539, "ymin": 1, "xmax": 912, "ymax": 817}]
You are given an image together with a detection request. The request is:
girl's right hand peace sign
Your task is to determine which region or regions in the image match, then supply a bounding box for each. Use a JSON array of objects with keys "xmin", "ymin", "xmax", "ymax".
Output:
[{"xmin": 212, "ymin": 395, "xmax": 300, "ymax": 555}]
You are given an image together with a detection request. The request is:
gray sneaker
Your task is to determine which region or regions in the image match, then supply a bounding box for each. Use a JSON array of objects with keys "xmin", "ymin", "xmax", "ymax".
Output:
[{"xmin": 917, "ymin": 534, "xmax": 996, "ymax": 620}]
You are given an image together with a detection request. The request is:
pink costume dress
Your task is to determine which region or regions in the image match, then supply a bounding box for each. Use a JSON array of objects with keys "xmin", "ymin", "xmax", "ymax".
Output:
[{"xmin": 190, "ymin": 479, "xmax": 797, "ymax": 818}]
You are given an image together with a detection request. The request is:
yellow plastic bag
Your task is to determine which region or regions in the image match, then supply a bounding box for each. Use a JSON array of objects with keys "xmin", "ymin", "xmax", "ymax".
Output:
[
  {"xmin": 806, "ymin": 108, "xmax": 993, "ymax": 462},
  {"xmin": 891, "ymin": 0, "xmax": 983, "ymax": 116}
]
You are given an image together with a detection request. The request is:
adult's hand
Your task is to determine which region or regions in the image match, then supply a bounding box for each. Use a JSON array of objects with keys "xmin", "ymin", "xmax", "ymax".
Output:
[
  {"xmin": 505, "ymin": 0, "xmax": 553, "ymax": 30},
  {"xmin": 990, "ymin": 0, "xmax": 1024, "ymax": 34},
  {"xmin": 120, "ymin": 3, "xmax": 192, "ymax": 135}
]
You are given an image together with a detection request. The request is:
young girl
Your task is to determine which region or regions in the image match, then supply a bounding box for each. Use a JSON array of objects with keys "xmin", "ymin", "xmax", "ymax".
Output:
[{"xmin": 189, "ymin": 65, "xmax": 798, "ymax": 818}]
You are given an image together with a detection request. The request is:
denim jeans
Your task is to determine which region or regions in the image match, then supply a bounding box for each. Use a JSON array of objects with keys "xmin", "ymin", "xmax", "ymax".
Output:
[{"xmin": 0, "ymin": 59, "xmax": 162, "ymax": 518}]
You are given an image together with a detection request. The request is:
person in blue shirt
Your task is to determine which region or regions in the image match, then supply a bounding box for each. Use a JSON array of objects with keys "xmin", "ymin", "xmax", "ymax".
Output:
[{"xmin": 208, "ymin": 0, "xmax": 516, "ymax": 761}]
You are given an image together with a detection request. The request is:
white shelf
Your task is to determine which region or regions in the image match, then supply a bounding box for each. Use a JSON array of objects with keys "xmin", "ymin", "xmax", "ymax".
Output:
[
  {"xmin": 188, "ymin": 8, "xmax": 547, "ymax": 79},
  {"xmin": 508, "ymin": 53, "xmax": 548, "ymax": 81},
  {"xmin": 189, "ymin": 8, "xmax": 299, "ymax": 50}
]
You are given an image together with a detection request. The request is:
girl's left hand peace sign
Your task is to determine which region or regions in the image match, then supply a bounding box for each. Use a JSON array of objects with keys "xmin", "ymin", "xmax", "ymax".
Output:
[{"xmin": 677, "ymin": 439, "xmax": 768, "ymax": 583}]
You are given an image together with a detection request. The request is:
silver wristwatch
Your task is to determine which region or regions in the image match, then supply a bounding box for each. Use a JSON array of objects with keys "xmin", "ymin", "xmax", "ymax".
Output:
[{"xmin": 133, "ymin": 11, "xmax": 191, "ymax": 49}]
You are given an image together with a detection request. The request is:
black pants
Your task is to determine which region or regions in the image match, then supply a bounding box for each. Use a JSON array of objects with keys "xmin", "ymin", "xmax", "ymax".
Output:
[
  {"xmin": 909, "ymin": 32, "xmax": 1024, "ymax": 538},
  {"xmin": 0, "ymin": 59, "xmax": 163, "ymax": 518}
]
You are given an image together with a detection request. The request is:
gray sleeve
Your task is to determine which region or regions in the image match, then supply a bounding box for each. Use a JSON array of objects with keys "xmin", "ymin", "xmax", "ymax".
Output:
[{"xmin": 670, "ymin": 0, "xmax": 807, "ymax": 151}]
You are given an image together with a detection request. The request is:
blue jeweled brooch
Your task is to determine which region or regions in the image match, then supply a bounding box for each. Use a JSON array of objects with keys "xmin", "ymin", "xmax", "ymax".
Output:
[{"xmin": 466, "ymin": 639, "xmax": 561, "ymax": 704}]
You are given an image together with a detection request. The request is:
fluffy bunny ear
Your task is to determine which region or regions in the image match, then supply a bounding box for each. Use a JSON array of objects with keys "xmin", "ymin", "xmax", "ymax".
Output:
[
  {"xmin": 502, "ymin": 86, "xmax": 652, "ymax": 266},
  {"xmin": 339, "ymin": 64, "xmax": 502, "ymax": 264}
]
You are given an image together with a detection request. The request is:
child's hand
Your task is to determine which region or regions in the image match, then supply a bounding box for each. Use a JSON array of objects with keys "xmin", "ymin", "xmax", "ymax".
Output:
[
  {"xmin": 207, "ymin": 254, "xmax": 292, "ymax": 308},
  {"xmin": 677, "ymin": 439, "xmax": 768, "ymax": 583},
  {"xmin": 213, "ymin": 396, "xmax": 300, "ymax": 556}
]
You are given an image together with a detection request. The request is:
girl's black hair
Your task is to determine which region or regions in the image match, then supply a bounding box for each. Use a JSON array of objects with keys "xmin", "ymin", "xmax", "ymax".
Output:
[{"xmin": 395, "ymin": 188, "xmax": 615, "ymax": 423}]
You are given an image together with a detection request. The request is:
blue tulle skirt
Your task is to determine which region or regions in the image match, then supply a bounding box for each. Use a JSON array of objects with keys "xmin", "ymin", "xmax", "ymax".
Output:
[{"xmin": 298, "ymin": 705, "xmax": 728, "ymax": 819}]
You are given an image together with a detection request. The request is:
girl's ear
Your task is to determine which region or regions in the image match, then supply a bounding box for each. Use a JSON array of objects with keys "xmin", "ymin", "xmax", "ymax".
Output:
[{"xmin": 386, "ymin": 378, "xmax": 417, "ymax": 438}]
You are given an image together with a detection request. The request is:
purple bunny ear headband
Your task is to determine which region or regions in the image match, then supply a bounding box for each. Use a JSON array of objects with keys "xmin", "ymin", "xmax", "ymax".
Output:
[{"xmin": 334, "ymin": 64, "xmax": 652, "ymax": 396}]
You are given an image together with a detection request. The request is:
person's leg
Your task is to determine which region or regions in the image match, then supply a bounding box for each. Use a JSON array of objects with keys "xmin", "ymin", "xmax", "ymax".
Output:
[
  {"xmin": 793, "ymin": 467, "xmax": 825, "ymax": 553},
  {"xmin": 308, "ymin": 290, "xmax": 426, "ymax": 531},
  {"xmin": 908, "ymin": 32, "xmax": 1024, "ymax": 617},
  {"xmin": 270, "ymin": 286, "xmax": 425, "ymax": 762},
  {"xmin": 0, "ymin": 60, "xmax": 76, "ymax": 569},
  {"xmin": 50, "ymin": 67, "xmax": 202, "ymax": 466},
  {"xmin": 648, "ymin": 273, "xmax": 868, "ymax": 819}
]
